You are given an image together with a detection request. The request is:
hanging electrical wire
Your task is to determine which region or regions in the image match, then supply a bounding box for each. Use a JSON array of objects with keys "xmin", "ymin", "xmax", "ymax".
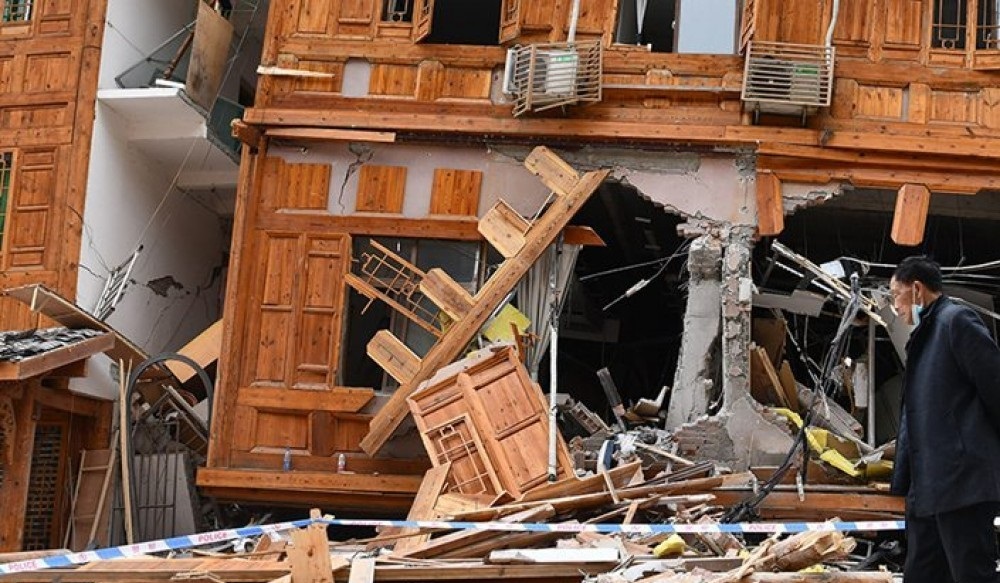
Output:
[
  {"xmin": 601, "ymin": 239, "xmax": 692, "ymax": 311},
  {"xmin": 723, "ymin": 273, "xmax": 863, "ymax": 523}
]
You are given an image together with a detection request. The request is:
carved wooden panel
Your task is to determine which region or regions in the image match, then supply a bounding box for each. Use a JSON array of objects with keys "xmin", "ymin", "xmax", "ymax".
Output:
[
  {"xmin": 833, "ymin": 0, "xmax": 872, "ymax": 44},
  {"xmin": 0, "ymin": 57, "xmax": 13, "ymax": 94},
  {"xmin": 413, "ymin": 0, "xmax": 434, "ymax": 41},
  {"xmin": 0, "ymin": 105, "xmax": 68, "ymax": 129},
  {"xmin": 356, "ymin": 164, "xmax": 407, "ymax": 212},
  {"xmin": 335, "ymin": 0, "xmax": 375, "ymax": 38},
  {"xmin": 296, "ymin": 0, "xmax": 332, "ymax": 35},
  {"xmin": 883, "ymin": 0, "xmax": 923, "ymax": 48},
  {"xmin": 499, "ymin": 0, "xmax": 522, "ymax": 43},
  {"xmin": 980, "ymin": 88, "xmax": 1000, "ymax": 129},
  {"xmin": 856, "ymin": 84, "xmax": 905, "ymax": 119},
  {"xmin": 23, "ymin": 53, "xmax": 74, "ymax": 93},
  {"xmin": 930, "ymin": 90, "xmax": 978, "ymax": 123},
  {"xmin": 369, "ymin": 63, "xmax": 418, "ymax": 96},
  {"xmin": 261, "ymin": 157, "xmax": 331, "ymax": 211},
  {"xmin": 440, "ymin": 66, "xmax": 491, "ymax": 100},
  {"xmin": 36, "ymin": 0, "xmax": 74, "ymax": 36},
  {"xmin": 430, "ymin": 169, "xmax": 482, "ymax": 216}
]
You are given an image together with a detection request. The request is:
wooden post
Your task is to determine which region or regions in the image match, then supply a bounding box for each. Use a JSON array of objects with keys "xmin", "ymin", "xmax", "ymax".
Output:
[
  {"xmin": 755, "ymin": 171, "xmax": 784, "ymax": 237},
  {"xmin": 891, "ymin": 183, "xmax": 931, "ymax": 246},
  {"xmin": 0, "ymin": 384, "xmax": 37, "ymax": 551}
]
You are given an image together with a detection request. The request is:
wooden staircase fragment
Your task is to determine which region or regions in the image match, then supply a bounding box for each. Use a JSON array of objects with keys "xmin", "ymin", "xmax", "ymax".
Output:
[{"xmin": 359, "ymin": 146, "xmax": 609, "ymax": 455}]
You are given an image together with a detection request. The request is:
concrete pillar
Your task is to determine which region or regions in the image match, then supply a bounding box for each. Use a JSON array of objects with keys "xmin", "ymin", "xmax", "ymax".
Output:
[
  {"xmin": 720, "ymin": 226, "xmax": 754, "ymax": 407},
  {"xmin": 665, "ymin": 233, "xmax": 723, "ymax": 429}
]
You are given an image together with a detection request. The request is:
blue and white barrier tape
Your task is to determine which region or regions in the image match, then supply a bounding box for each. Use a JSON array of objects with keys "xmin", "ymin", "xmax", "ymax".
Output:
[{"xmin": 0, "ymin": 518, "xmax": 907, "ymax": 576}]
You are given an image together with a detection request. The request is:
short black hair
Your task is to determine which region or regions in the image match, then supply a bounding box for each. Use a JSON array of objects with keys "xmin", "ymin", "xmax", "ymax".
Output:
[{"xmin": 893, "ymin": 256, "xmax": 943, "ymax": 292}]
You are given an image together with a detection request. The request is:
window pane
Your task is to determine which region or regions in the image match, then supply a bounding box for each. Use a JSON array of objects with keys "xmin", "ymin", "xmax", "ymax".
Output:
[
  {"xmin": 0, "ymin": 152, "xmax": 11, "ymax": 253},
  {"xmin": 979, "ymin": 0, "xmax": 1000, "ymax": 49},
  {"xmin": 933, "ymin": 0, "xmax": 967, "ymax": 49},
  {"xmin": 2, "ymin": 0, "xmax": 32, "ymax": 22}
]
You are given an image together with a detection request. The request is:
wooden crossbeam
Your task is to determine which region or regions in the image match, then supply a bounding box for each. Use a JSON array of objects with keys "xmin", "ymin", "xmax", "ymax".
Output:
[
  {"xmin": 891, "ymin": 183, "xmax": 930, "ymax": 246},
  {"xmin": 367, "ymin": 330, "xmax": 421, "ymax": 385},
  {"xmin": 166, "ymin": 319, "xmax": 223, "ymax": 383},
  {"xmin": 360, "ymin": 148, "xmax": 609, "ymax": 455}
]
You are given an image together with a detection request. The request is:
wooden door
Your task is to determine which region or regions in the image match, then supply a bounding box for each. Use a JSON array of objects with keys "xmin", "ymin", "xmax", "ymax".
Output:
[
  {"xmin": 232, "ymin": 231, "xmax": 353, "ymax": 457},
  {"xmin": 413, "ymin": 0, "xmax": 434, "ymax": 40}
]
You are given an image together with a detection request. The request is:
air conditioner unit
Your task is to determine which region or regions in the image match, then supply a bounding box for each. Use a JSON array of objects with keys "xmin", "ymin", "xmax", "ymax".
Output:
[
  {"xmin": 502, "ymin": 41, "xmax": 603, "ymax": 116},
  {"xmin": 741, "ymin": 41, "xmax": 835, "ymax": 123}
]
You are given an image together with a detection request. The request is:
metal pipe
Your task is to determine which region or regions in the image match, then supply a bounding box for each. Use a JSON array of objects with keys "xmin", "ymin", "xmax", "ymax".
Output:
[
  {"xmin": 567, "ymin": 0, "xmax": 582, "ymax": 42},
  {"xmin": 867, "ymin": 318, "xmax": 876, "ymax": 447},
  {"xmin": 825, "ymin": 0, "xmax": 841, "ymax": 46},
  {"xmin": 548, "ymin": 242, "xmax": 563, "ymax": 482}
]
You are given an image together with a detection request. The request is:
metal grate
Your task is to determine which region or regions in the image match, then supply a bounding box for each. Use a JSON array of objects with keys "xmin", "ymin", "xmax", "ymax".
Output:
[
  {"xmin": 505, "ymin": 41, "xmax": 603, "ymax": 117},
  {"xmin": 23, "ymin": 425, "xmax": 65, "ymax": 551},
  {"xmin": 933, "ymin": 0, "xmax": 968, "ymax": 49},
  {"xmin": 381, "ymin": 0, "xmax": 412, "ymax": 22},
  {"xmin": 92, "ymin": 248, "xmax": 141, "ymax": 321},
  {"xmin": 1, "ymin": 0, "xmax": 31, "ymax": 22},
  {"xmin": 741, "ymin": 41, "xmax": 835, "ymax": 115},
  {"xmin": 978, "ymin": 0, "xmax": 1000, "ymax": 49}
]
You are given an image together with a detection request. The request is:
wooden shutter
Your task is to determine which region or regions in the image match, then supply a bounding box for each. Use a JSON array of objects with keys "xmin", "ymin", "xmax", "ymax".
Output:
[
  {"xmin": 499, "ymin": 0, "xmax": 522, "ymax": 44},
  {"xmin": 739, "ymin": 0, "xmax": 758, "ymax": 53},
  {"xmin": 884, "ymin": 0, "xmax": 923, "ymax": 47},
  {"xmin": 356, "ymin": 165, "xmax": 406, "ymax": 212},
  {"xmin": 412, "ymin": 0, "xmax": 434, "ymax": 41},
  {"xmin": 429, "ymin": 169, "xmax": 482, "ymax": 216}
]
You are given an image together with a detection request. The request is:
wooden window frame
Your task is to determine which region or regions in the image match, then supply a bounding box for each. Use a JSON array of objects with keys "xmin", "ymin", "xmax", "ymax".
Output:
[
  {"xmin": 1, "ymin": 0, "xmax": 32, "ymax": 23},
  {"xmin": 0, "ymin": 151, "xmax": 12, "ymax": 257},
  {"xmin": 929, "ymin": 0, "xmax": 1000, "ymax": 68}
]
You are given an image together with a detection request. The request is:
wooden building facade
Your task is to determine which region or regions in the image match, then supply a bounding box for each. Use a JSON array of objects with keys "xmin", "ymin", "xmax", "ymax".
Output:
[
  {"xmin": 201, "ymin": 0, "xmax": 1000, "ymax": 509},
  {"xmin": 0, "ymin": 0, "xmax": 110, "ymax": 551}
]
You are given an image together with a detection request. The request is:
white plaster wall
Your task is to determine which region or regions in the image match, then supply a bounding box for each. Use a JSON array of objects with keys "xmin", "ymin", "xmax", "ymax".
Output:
[
  {"xmin": 269, "ymin": 143, "xmax": 554, "ymax": 218},
  {"xmin": 74, "ymin": 2, "xmax": 230, "ymax": 399},
  {"xmin": 100, "ymin": 0, "xmax": 195, "ymax": 89}
]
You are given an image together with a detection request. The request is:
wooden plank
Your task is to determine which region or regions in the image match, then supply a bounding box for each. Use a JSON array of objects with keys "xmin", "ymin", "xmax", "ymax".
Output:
[
  {"xmin": 776, "ymin": 361, "xmax": 800, "ymax": 413},
  {"xmin": 478, "ymin": 201, "xmax": 530, "ymax": 259},
  {"xmin": 346, "ymin": 558, "xmax": 375, "ymax": 583},
  {"xmin": 289, "ymin": 511, "xmax": 333, "ymax": 583},
  {"xmin": 166, "ymin": 320, "xmax": 223, "ymax": 383},
  {"xmin": 356, "ymin": 165, "xmax": 406, "ymax": 213},
  {"xmin": 0, "ymin": 333, "xmax": 113, "ymax": 380},
  {"xmin": 487, "ymin": 547, "xmax": 619, "ymax": 564},
  {"xmin": 516, "ymin": 460, "xmax": 641, "ymax": 503},
  {"xmin": 399, "ymin": 504, "xmax": 556, "ymax": 559},
  {"xmin": 185, "ymin": 2, "xmax": 234, "ymax": 111},
  {"xmin": 236, "ymin": 386, "xmax": 374, "ymax": 413},
  {"xmin": 429, "ymin": 169, "xmax": 482, "ymax": 216},
  {"xmin": 890, "ymin": 183, "xmax": 930, "ymax": 246},
  {"xmin": 265, "ymin": 128, "xmax": 396, "ymax": 143},
  {"xmin": 419, "ymin": 268, "xmax": 474, "ymax": 321},
  {"xmin": 750, "ymin": 346, "xmax": 790, "ymax": 409},
  {"xmin": 755, "ymin": 171, "xmax": 784, "ymax": 237},
  {"xmin": 366, "ymin": 330, "xmax": 421, "ymax": 385},
  {"xmin": 361, "ymin": 156, "xmax": 609, "ymax": 455},
  {"xmin": 391, "ymin": 462, "xmax": 451, "ymax": 554}
]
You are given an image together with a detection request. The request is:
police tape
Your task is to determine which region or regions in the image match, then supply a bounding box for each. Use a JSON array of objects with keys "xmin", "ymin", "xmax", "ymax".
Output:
[{"xmin": 0, "ymin": 517, "xmax": 908, "ymax": 575}]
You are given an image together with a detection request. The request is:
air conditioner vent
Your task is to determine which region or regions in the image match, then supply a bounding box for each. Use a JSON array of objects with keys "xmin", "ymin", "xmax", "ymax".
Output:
[
  {"xmin": 503, "ymin": 41, "xmax": 602, "ymax": 117},
  {"xmin": 741, "ymin": 41, "xmax": 835, "ymax": 118}
]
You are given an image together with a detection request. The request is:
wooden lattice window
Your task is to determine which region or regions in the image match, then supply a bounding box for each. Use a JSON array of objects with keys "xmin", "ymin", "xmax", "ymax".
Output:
[
  {"xmin": 0, "ymin": 153, "xmax": 10, "ymax": 254},
  {"xmin": 933, "ymin": 0, "xmax": 968, "ymax": 48},
  {"xmin": 382, "ymin": 0, "xmax": 413, "ymax": 22},
  {"xmin": 1, "ymin": 0, "xmax": 32, "ymax": 22},
  {"xmin": 23, "ymin": 425, "xmax": 65, "ymax": 551}
]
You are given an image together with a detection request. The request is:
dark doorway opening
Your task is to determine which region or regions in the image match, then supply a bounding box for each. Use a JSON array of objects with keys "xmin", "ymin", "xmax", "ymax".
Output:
[{"xmin": 423, "ymin": 0, "xmax": 502, "ymax": 45}]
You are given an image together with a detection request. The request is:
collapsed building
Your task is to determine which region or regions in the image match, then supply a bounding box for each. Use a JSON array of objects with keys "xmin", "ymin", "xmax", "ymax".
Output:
[{"xmin": 2, "ymin": 0, "xmax": 1000, "ymax": 579}]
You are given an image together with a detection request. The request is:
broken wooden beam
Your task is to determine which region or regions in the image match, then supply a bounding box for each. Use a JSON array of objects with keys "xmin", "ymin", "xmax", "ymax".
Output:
[
  {"xmin": 890, "ymin": 183, "xmax": 930, "ymax": 246},
  {"xmin": 755, "ymin": 171, "xmax": 784, "ymax": 237}
]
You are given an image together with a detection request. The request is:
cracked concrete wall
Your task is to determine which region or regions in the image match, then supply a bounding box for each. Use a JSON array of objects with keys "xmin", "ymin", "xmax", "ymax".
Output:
[
  {"xmin": 269, "ymin": 143, "xmax": 553, "ymax": 218},
  {"xmin": 75, "ymin": 101, "xmax": 228, "ymax": 401},
  {"xmin": 665, "ymin": 233, "xmax": 723, "ymax": 429}
]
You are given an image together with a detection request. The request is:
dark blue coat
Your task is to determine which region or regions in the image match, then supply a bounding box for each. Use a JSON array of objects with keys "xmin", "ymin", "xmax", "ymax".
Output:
[{"xmin": 890, "ymin": 296, "xmax": 1000, "ymax": 516}]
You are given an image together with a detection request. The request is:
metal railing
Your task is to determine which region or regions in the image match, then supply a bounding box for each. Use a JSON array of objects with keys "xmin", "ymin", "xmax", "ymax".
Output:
[
  {"xmin": 741, "ymin": 41, "xmax": 835, "ymax": 111},
  {"xmin": 506, "ymin": 40, "xmax": 603, "ymax": 117}
]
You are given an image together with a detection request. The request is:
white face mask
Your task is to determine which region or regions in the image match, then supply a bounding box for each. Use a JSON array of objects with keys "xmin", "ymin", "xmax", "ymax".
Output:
[{"xmin": 910, "ymin": 288, "xmax": 924, "ymax": 326}]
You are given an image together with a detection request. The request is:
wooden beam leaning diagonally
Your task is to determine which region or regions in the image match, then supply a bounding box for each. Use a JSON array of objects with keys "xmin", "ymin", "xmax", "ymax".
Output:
[
  {"xmin": 360, "ymin": 154, "xmax": 610, "ymax": 455},
  {"xmin": 891, "ymin": 183, "xmax": 931, "ymax": 246}
]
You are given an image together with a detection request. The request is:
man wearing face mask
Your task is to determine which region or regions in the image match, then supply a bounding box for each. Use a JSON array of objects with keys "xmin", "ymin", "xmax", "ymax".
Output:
[{"xmin": 890, "ymin": 256, "xmax": 1000, "ymax": 583}]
